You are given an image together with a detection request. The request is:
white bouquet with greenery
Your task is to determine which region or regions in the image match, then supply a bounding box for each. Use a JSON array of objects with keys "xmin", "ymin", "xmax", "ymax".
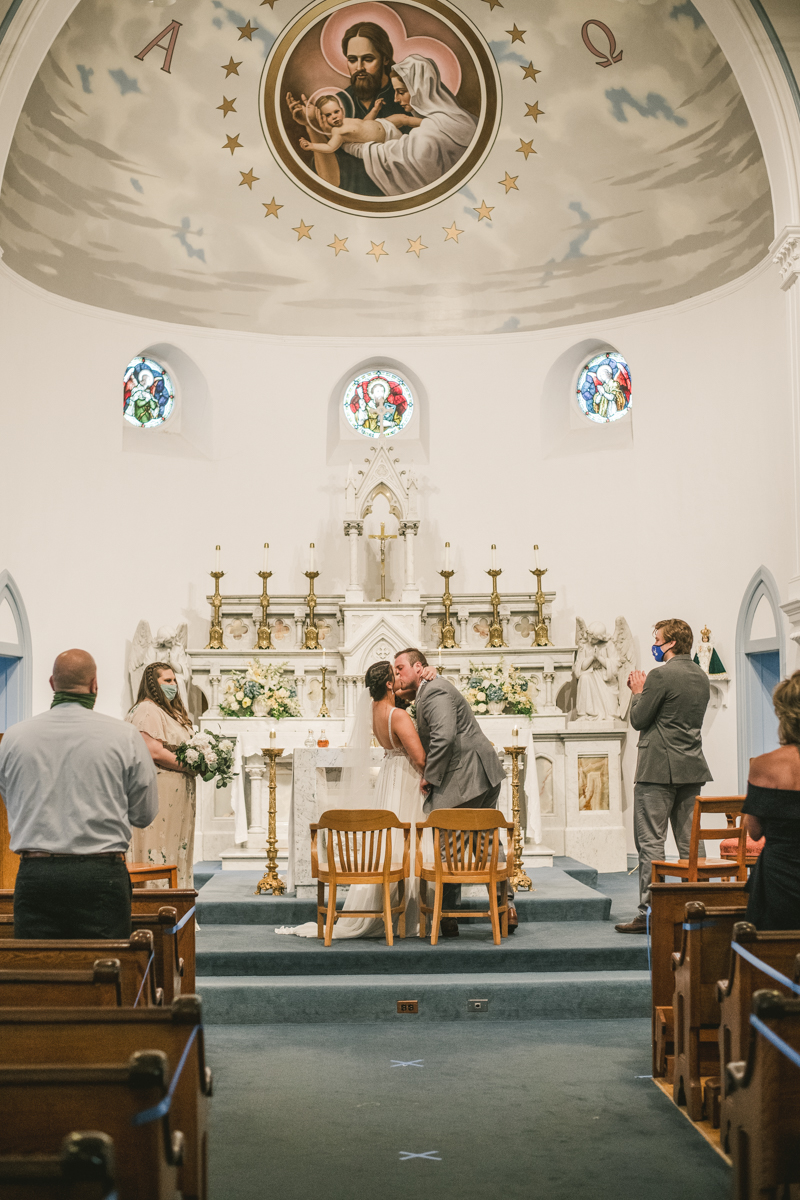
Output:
[
  {"xmin": 175, "ymin": 730, "xmax": 237, "ymax": 789},
  {"xmin": 463, "ymin": 659, "xmax": 536, "ymax": 716},
  {"xmin": 219, "ymin": 660, "xmax": 301, "ymax": 719}
]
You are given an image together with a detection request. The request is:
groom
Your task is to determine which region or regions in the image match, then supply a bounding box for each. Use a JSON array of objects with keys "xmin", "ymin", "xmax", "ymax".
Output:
[{"xmin": 394, "ymin": 648, "xmax": 516, "ymax": 937}]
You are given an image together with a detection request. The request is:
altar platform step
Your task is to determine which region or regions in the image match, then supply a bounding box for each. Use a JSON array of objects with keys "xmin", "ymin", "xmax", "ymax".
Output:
[
  {"xmin": 195, "ymin": 867, "xmax": 610, "ymax": 926},
  {"xmin": 197, "ymin": 969, "xmax": 651, "ymax": 1024}
]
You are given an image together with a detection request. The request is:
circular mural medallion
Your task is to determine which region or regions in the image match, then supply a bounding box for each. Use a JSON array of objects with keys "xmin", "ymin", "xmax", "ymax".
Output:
[
  {"xmin": 576, "ymin": 352, "xmax": 632, "ymax": 424},
  {"xmin": 344, "ymin": 369, "xmax": 414, "ymax": 436},
  {"xmin": 123, "ymin": 356, "xmax": 175, "ymax": 428},
  {"xmin": 261, "ymin": 0, "xmax": 500, "ymax": 216}
]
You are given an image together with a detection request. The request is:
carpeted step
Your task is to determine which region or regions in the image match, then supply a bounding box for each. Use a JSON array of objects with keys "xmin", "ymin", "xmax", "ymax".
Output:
[
  {"xmin": 197, "ymin": 969, "xmax": 651, "ymax": 1023},
  {"xmin": 195, "ymin": 921, "xmax": 647, "ymax": 977},
  {"xmin": 554, "ymin": 856, "xmax": 599, "ymax": 888}
]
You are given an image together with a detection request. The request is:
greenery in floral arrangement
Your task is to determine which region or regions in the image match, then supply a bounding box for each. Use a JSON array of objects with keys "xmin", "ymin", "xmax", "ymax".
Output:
[
  {"xmin": 463, "ymin": 659, "xmax": 536, "ymax": 716},
  {"xmin": 219, "ymin": 660, "xmax": 301, "ymax": 719},
  {"xmin": 175, "ymin": 730, "xmax": 237, "ymax": 788}
]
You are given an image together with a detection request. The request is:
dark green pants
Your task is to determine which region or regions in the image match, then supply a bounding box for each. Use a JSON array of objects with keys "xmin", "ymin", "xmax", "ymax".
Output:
[{"xmin": 14, "ymin": 856, "xmax": 132, "ymax": 939}]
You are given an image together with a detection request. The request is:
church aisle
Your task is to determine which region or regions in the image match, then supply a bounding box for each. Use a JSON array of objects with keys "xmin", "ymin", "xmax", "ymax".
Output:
[{"xmin": 206, "ymin": 1019, "xmax": 729, "ymax": 1200}]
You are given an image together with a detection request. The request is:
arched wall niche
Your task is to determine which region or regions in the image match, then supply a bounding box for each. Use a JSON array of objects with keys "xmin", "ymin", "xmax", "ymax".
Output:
[
  {"xmin": 0, "ymin": 570, "xmax": 32, "ymax": 728},
  {"xmin": 736, "ymin": 564, "xmax": 786, "ymax": 788},
  {"xmin": 541, "ymin": 339, "xmax": 634, "ymax": 460},
  {"xmin": 327, "ymin": 357, "xmax": 429, "ymax": 465},
  {"xmin": 122, "ymin": 342, "xmax": 213, "ymax": 460}
]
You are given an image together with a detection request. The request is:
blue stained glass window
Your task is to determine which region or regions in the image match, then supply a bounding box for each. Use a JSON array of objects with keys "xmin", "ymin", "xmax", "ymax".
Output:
[
  {"xmin": 123, "ymin": 356, "xmax": 175, "ymax": 428},
  {"xmin": 343, "ymin": 370, "xmax": 414, "ymax": 438},
  {"xmin": 577, "ymin": 352, "xmax": 632, "ymax": 423}
]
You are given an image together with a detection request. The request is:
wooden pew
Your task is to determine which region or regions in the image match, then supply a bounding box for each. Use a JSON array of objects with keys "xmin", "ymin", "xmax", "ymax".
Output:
[
  {"xmin": 0, "ymin": 931, "xmax": 161, "ymax": 1006},
  {"xmin": 718, "ymin": 923, "xmax": 800, "ymax": 1149},
  {"xmin": 650, "ymin": 880, "xmax": 748, "ymax": 1078},
  {"xmin": 131, "ymin": 907, "xmax": 184, "ymax": 1004},
  {"xmin": 0, "ymin": 1051, "xmax": 182, "ymax": 1200},
  {"xmin": 0, "ymin": 913, "xmax": 14, "ymax": 938},
  {"xmin": 727, "ymin": 990, "xmax": 800, "ymax": 1200},
  {"xmin": 0, "ymin": 995, "xmax": 211, "ymax": 1200},
  {"xmin": 0, "ymin": 961, "xmax": 122, "ymax": 1008},
  {"xmin": 0, "ymin": 1130, "xmax": 116, "ymax": 1200},
  {"xmin": 671, "ymin": 900, "xmax": 748, "ymax": 1119}
]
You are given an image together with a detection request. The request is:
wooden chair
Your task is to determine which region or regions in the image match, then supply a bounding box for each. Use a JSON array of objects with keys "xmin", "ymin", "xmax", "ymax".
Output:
[
  {"xmin": 650, "ymin": 881, "xmax": 748, "ymax": 1078},
  {"xmin": 127, "ymin": 863, "xmax": 178, "ymax": 889},
  {"xmin": 0, "ymin": 960, "xmax": 123, "ymax": 1008},
  {"xmin": 0, "ymin": 931, "xmax": 162, "ymax": 1007},
  {"xmin": 671, "ymin": 900, "xmax": 750, "ymax": 1119},
  {"xmin": 0, "ymin": 1051, "xmax": 183, "ymax": 1200},
  {"xmin": 0, "ymin": 994, "xmax": 211, "ymax": 1200},
  {"xmin": 651, "ymin": 796, "xmax": 748, "ymax": 884},
  {"xmin": 416, "ymin": 809, "xmax": 513, "ymax": 946},
  {"xmin": 718, "ymin": 923, "xmax": 800, "ymax": 1150},
  {"xmin": 727, "ymin": 990, "xmax": 800, "ymax": 1200},
  {"xmin": 0, "ymin": 1130, "xmax": 116, "ymax": 1200},
  {"xmin": 131, "ymin": 890, "xmax": 197, "ymax": 993},
  {"xmin": 310, "ymin": 810, "xmax": 410, "ymax": 946}
]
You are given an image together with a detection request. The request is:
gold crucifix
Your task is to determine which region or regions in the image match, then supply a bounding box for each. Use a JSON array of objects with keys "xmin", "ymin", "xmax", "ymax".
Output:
[{"xmin": 369, "ymin": 522, "xmax": 397, "ymax": 602}]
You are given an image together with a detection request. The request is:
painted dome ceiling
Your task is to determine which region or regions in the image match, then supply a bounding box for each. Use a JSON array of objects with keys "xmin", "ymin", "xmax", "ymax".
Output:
[{"xmin": 0, "ymin": 0, "xmax": 773, "ymax": 337}]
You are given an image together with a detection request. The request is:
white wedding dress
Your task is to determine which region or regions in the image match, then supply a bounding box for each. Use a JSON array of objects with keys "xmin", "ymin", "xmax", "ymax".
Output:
[{"xmin": 276, "ymin": 705, "xmax": 427, "ymax": 939}]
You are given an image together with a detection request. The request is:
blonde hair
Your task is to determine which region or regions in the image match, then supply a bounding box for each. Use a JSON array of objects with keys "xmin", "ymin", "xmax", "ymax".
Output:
[
  {"xmin": 132, "ymin": 661, "xmax": 192, "ymax": 730},
  {"xmin": 774, "ymin": 670, "xmax": 800, "ymax": 746}
]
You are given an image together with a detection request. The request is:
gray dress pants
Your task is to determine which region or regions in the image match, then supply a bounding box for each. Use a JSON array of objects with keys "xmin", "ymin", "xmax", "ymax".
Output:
[
  {"xmin": 437, "ymin": 783, "xmax": 512, "ymax": 909},
  {"xmin": 634, "ymin": 781, "xmax": 705, "ymax": 915}
]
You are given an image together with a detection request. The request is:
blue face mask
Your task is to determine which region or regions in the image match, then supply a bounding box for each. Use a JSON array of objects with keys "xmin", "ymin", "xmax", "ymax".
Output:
[
  {"xmin": 161, "ymin": 682, "xmax": 179, "ymax": 702},
  {"xmin": 651, "ymin": 644, "xmax": 665, "ymax": 663}
]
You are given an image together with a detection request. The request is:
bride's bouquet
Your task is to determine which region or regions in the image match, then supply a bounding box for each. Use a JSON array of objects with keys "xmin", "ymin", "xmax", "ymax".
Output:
[{"xmin": 175, "ymin": 730, "xmax": 237, "ymax": 789}]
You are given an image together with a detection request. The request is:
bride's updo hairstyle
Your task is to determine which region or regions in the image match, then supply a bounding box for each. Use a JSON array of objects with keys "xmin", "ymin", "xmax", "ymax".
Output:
[
  {"xmin": 774, "ymin": 670, "xmax": 800, "ymax": 745},
  {"xmin": 365, "ymin": 660, "xmax": 394, "ymax": 701}
]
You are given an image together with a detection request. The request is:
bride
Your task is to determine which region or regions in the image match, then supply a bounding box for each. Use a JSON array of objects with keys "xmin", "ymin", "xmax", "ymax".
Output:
[{"xmin": 276, "ymin": 659, "xmax": 430, "ymax": 939}]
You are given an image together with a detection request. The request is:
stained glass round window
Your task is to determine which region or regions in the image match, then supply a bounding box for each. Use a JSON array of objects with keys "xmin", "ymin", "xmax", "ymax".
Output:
[
  {"xmin": 576, "ymin": 352, "xmax": 632, "ymax": 423},
  {"xmin": 123, "ymin": 356, "xmax": 175, "ymax": 428},
  {"xmin": 343, "ymin": 370, "xmax": 414, "ymax": 438}
]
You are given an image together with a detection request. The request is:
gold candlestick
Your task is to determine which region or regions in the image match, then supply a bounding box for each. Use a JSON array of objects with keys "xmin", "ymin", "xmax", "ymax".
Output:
[
  {"xmin": 303, "ymin": 570, "xmax": 320, "ymax": 649},
  {"xmin": 486, "ymin": 552, "xmax": 507, "ymax": 647},
  {"xmin": 256, "ymin": 569, "xmax": 272, "ymax": 649},
  {"xmin": 206, "ymin": 557, "xmax": 225, "ymax": 649},
  {"xmin": 503, "ymin": 743, "xmax": 533, "ymax": 891},
  {"xmin": 318, "ymin": 665, "xmax": 331, "ymax": 717},
  {"xmin": 254, "ymin": 745, "xmax": 287, "ymax": 895},
  {"xmin": 529, "ymin": 547, "xmax": 552, "ymax": 646},
  {"xmin": 438, "ymin": 567, "xmax": 458, "ymax": 648}
]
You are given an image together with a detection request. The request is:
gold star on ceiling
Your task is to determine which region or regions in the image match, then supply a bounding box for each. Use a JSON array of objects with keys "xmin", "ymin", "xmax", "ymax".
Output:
[
  {"xmin": 506, "ymin": 24, "xmax": 526, "ymax": 43},
  {"xmin": 293, "ymin": 220, "xmax": 313, "ymax": 240},
  {"xmin": 262, "ymin": 197, "xmax": 283, "ymax": 218},
  {"xmin": 223, "ymin": 134, "xmax": 243, "ymax": 154},
  {"xmin": 406, "ymin": 236, "xmax": 427, "ymax": 256},
  {"xmin": 238, "ymin": 21, "xmax": 258, "ymax": 40},
  {"xmin": 474, "ymin": 200, "xmax": 494, "ymax": 221},
  {"xmin": 328, "ymin": 235, "xmax": 348, "ymax": 255},
  {"xmin": 260, "ymin": 0, "xmax": 279, "ymax": 6},
  {"xmin": 443, "ymin": 221, "xmax": 463, "ymax": 243},
  {"xmin": 525, "ymin": 102, "xmax": 544, "ymax": 121},
  {"xmin": 222, "ymin": 58, "xmax": 242, "ymax": 77},
  {"xmin": 516, "ymin": 138, "xmax": 536, "ymax": 160},
  {"xmin": 367, "ymin": 240, "xmax": 388, "ymax": 261},
  {"xmin": 239, "ymin": 167, "xmax": 259, "ymax": 188},
  {"xmin": 481, "ymin": 0, "xmax": 503, "ymax": 8},
  {"xmin": 218, "ymin": 97, "xmax": 237, "ymax": 117},
  {"xmin": 499, "ymin": 172, "xmax": 519, "ymax": 193},
  {"xmin": 521, "ymin": 62, "xmax": 541, "ymax": 81}
]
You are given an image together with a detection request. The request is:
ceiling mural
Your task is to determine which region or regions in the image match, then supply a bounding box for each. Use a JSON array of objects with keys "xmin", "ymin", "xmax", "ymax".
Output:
[{"xmin": 0, "ymin": 0, "xmax": 773, "ymax": 336}]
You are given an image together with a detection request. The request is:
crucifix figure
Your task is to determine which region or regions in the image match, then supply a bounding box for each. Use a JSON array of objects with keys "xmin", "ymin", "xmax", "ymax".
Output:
[{"xmin": 369, "ymin": 522, "xmax": 397, "ymax": 602}]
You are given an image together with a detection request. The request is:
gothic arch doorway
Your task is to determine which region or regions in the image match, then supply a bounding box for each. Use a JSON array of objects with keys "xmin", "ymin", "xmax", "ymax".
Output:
[
  {"xmin": 736, "ymin": 567, "xmax": 785, "ymax": 789},
  {"xmin": 0, "ymin": 571, "xmax": 32, "ymax": 731}
]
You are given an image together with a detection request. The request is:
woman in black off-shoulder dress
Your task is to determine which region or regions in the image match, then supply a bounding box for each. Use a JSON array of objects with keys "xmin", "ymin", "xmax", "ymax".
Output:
[{"xmin": 743, "ymin": 671, "xmax": 800, "ymax": 930}]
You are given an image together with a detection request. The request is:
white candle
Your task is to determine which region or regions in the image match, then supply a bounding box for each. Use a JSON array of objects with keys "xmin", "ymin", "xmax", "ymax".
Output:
[
  {"xmin": 309, "ymin": 543, "xmax": 315, "ymax": 572},
  {"xmin": 445, "ymin": 542, "xmax": 451, "ymax": 571},
  {"xmin": 270, "ymin": 728, "xmax": 276, "ymax": 743},
  {"xmin": 512, "ymin": 726, "xmax": 519, "ymax": 746},
  {"xmin": 534, "ymin": 544, "xmax": 540, "ymax": 570},
  {"xmin": 262, "ymin": 543, "xmax": 269, "ymax": 572},
  {"xmin": 491, "ymin": 544, "xmax": 497, "ymax": 571},
  {"xmin": 215, "ymin": 545, "xmax": 220, "ymax": 572}
]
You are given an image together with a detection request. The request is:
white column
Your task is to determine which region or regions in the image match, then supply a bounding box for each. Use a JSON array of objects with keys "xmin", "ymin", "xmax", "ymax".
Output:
[
  {"xmin": 344, "ymin": 520, "xmax": 364, "ymax": 602},
  {"xmin": 400, "ymin": 520, "xmax": 420, "ymax": 602},
  {"xmin": 294, "ymin": 669, "xmax": 307, "ymax": 716},
  {"xmin": 246, "ymin": 764, "xmax": 266, "ymax": 846},
  {"xmin": 293, "ymin": 606, "xmax": 306, "ymax": 647},
  {"xmin": 457, "ymin": 606, "xmax": 470, "ymax": 647},
  {"xmin": 209, "ymin": 673, "xmax": 222, "ymax": 713}
]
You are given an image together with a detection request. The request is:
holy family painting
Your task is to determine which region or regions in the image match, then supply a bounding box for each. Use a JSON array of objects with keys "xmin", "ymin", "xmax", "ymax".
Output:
[{"xmin": 261, "ymin": 0, "xmax": 499, "ymax": 214}]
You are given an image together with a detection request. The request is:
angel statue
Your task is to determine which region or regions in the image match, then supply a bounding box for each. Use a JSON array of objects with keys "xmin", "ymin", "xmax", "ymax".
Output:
[
  {"xmin": 573, "ymin": 617, "xmax": 636, "ymax": 721},
  {"xmin": 128, "ymin": 621, "xmax": 191, "ymax": 708}
]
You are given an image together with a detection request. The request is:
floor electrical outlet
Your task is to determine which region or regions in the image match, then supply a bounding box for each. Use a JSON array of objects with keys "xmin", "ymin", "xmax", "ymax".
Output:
[{"xmin": 468, "ymin": 999, "xmax": 489, "ymax": 1012}]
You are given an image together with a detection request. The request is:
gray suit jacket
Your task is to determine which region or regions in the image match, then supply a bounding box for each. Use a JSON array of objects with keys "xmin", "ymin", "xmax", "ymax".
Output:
[
  {"xmin": 630, "ymin": 654, "xmax": 713, "ymax": 785},
  {"xmin": 414, "ymin": 676, "xmax": 505, "ymax": 812}
]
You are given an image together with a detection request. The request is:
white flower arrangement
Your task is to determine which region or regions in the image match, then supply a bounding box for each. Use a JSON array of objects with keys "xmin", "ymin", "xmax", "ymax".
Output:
[
  {"xmin": 219, "ymin": 660, "xmax": 301, "ymax": 720},
  {"xmin": 175, "ymin": 730, "xmax": 237, "ymax": 789},
  {"xmin": 462, "ymin": 659, "xmax": 536, "ymax": 716}
]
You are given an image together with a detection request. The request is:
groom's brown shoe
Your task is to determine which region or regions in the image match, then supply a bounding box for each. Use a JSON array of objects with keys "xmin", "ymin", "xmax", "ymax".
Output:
[
  {"xmin": 439, "ymin": 917, "xmax": 459, "ymax": 938},
  {"xmin": 507, "ymin": 904, "xmax": 519, "ymax": 935}
]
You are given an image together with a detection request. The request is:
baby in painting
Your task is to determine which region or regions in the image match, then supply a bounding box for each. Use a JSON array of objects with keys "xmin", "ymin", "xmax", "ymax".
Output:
[{"xmin": 298, "ymin": 92, "xmax": 420, "ymax": 155}]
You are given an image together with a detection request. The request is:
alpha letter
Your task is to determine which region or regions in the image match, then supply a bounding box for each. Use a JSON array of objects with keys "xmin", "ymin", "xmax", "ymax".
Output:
[{"xmin": 135, "ymin": 21, "xmax": 182, "ymax": 74}]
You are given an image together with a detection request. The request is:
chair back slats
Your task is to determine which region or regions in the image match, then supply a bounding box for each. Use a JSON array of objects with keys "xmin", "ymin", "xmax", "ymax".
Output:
[
  {"xmin": 329, "ymin": 827, "xmax": 391, "ymax": 877},
  {"xmin": 435, "ymin": 828, "xmax": 497, "ymax": 875}
]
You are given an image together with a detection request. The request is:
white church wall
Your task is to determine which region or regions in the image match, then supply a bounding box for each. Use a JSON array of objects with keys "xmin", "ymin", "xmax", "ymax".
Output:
[{"xmin": 0, "ymin": 254, "xmax": 793, "ymax": 853}]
